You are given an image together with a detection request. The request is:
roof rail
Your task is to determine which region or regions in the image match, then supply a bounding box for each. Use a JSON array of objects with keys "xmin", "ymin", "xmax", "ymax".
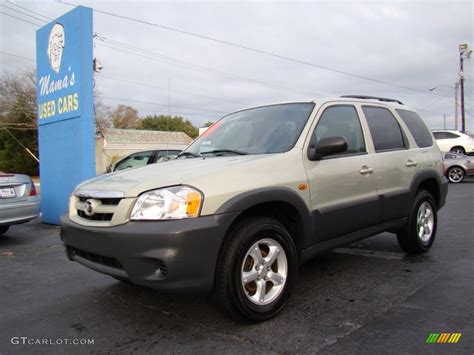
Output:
[{"xmin": 340, "ymin": 95, "xmax": 404, "ymax": 105}]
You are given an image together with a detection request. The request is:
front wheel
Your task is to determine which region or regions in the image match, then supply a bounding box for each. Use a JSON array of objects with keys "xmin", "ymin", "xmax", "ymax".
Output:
[
  {"xmin": 447, "ymin": 166, "xmax": 465, "ymax": 183},
  {"xmin": 214, "ymin": 217, "xmax": 298, "ymax": 322},
  {"xmin": 397, "ymin": 190, "xmax": 437, "ymax": 254},
  {"xmin": 0, "ymin": 226, "xmax": 9, "ymax": 235}
]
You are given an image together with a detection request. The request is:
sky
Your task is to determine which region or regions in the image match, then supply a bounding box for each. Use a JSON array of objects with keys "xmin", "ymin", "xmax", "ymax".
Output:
[{"xmin": 0, "ymin": 0, "xmax": 473, "ymax": 131}]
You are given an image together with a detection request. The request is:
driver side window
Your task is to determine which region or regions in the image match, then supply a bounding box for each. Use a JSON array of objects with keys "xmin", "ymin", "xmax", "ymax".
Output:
[{"xmin": 312, "ymin": 105, "xmax": 366, "ymax": 156}]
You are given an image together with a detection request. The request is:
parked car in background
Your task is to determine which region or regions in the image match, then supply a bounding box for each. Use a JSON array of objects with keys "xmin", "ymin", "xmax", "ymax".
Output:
[
  {"xmin": 0, "ymin": 172, "xmax": 40, "ymax": 235},
  {"xmin": 443, "ymin": 152, "xmax": 474, "ymax": 183},
  {"xmin": 431, "ymin": 130, "xmax": 474, "ymax": 155},
  {"xmin": 107, "ymin": 149, "xmax": 181, "ymax": 173}
]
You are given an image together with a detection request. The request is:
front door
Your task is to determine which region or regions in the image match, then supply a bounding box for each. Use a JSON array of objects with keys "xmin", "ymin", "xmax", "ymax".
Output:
[{"xmin": 303, "ymin": 104, "xmax": 380, "ymax": 245}]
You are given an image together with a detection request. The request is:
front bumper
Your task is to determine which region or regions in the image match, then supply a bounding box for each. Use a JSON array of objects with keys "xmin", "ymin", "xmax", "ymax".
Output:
[
  {"xmin": 0, "ymin": 199, "xmax": 40, "ymax": 226},
  {"xmin": 60, "ymin": 212, "xmax": 239, "ymax": 293}
]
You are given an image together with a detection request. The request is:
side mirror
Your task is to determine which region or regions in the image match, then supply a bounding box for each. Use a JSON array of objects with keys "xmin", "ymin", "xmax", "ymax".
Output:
[
  {"xmin": 307, "ymin": 136, "xmax": 348, "ymax": 161},
  {"xmin": 106, "ymin": 164, "xmax": 112, "ymax": 173}
]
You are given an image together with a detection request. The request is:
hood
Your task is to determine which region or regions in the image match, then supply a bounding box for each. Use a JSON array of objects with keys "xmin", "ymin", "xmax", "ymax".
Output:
[{"xmin": 75, "ymin": 155, "xmax": 272, "ymax": 197}]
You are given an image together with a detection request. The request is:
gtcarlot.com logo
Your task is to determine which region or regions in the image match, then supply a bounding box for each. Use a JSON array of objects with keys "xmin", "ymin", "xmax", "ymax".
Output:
[
  {"xmin": 426, "ymin": 333, "xmax": 462, "ymax": 344},
  {"xmin": 11, "ymin": 337, "xmax": 94, "ymax": 345}
]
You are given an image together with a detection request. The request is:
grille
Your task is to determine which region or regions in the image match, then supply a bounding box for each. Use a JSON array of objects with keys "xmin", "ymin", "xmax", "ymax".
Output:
[
  {"xmin": 67, "ymin": 246, "xmax": 123, "ymax": 270},
  {"xmin": 77, "ymin": 210, "xmax": 113, "ymax": 221},
  {"xmin": 158, "ymin": 260, "xmax": 168, "ymax": 276},
  {"xmin": 78, "ymin": 196, "xmax": 121, "ymax": 205}
]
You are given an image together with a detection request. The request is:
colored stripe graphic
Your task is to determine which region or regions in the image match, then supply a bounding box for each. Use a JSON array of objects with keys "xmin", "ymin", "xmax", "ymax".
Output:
[
  {"xmin": 426, "ymin": 333, "xmax": 439, "ymax": 343},
  {"xmin": 449, "ymin": 333, "xmax": 462, "ymax": 343},
  {"xmin": 426, "ymin": 333, "xmax": 462, "ymax": 344}
]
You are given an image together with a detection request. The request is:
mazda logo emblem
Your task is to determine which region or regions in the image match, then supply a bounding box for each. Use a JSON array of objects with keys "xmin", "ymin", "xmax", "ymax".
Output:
[{"xmin": 84, "ymin": 199, "xmax": 94, "ymax": 216}]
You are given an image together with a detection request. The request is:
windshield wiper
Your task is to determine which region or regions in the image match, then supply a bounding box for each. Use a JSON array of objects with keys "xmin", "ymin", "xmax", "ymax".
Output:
[
  {"xmin": 201, "ymin": 149, "xmax": 248, "ymax": 156},
  {"xmin": 177, "ymin": 151, "xmax": 201, "ymax": 158}
]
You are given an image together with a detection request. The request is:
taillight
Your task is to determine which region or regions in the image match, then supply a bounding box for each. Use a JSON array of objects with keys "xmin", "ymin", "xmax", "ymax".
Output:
[{"xmin": 30, "ymin": 181, "xmax": 37, "ymax": 196}]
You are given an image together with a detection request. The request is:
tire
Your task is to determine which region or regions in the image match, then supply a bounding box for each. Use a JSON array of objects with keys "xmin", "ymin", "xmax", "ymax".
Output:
[
  {"xmin": 447, "ymin": 166, "xmax": 465, "ymax": 183},
  {"xmin": 0, "ymin": 226, "xmax": 9, "ymax": 235},
  {"xmin": 214, "ymin": 216, "xmax": 298, "ymax": 322},
  {"xmin": 397, "ymin": 190, "xmax": 437, "ymax": 254},
  {"xmin": 450, "ymin": 146, "xmax": 466, "ymax": 155}
]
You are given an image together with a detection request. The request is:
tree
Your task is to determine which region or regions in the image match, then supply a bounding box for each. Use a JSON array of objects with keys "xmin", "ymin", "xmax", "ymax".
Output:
[
  {"xmin": 110, "ymin": 104, "xmax": 140, "ymax": 129},
  {"xmin": 203, "ymin": 121, "xmax": 215, "ymax": 127},
  {"xmin": 94, "ymin": 89, "xmax": 111, "ymax": 129},
  {"xmin": 140, "ymin": 114, "xmax": 199, "ymax": 138},
  {"xmin": 0, "ymin": 70, "xmax": 39, "ymax": 175}
]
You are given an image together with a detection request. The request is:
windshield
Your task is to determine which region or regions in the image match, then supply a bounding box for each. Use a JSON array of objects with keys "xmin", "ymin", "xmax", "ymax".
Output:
[{"xmin": 185, "ymin": 103, "xmax": 315, "ymax": 156}]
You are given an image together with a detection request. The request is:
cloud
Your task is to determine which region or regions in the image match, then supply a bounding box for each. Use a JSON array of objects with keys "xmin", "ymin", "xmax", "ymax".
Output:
[{"xmin": 1, "ymin": 0, "xmax": 472, "ymax": 130}]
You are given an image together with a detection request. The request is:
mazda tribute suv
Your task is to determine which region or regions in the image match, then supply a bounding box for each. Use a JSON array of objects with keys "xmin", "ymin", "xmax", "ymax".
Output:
[{"xmin": 61, "ymin": 95, "xmax": 448, "ymax": 321}]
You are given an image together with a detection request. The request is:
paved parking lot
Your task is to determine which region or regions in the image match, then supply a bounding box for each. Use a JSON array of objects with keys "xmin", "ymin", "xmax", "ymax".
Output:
[{"xmin": 1, "ymin": 179, "xmax": 473, "ymax": 354}]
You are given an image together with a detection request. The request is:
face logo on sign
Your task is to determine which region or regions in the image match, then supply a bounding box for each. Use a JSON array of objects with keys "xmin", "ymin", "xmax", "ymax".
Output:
[
  {"xmin": 84, "ymin": 199, "xmax": 95, "ymax": 216},
  {"xmin": 47, "ymin": 23, "xmax": 65, "ymax": 73}
]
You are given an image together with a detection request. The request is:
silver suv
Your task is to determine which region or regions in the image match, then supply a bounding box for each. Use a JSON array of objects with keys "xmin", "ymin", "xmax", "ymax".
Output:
[{"xmin": 61, "ymin": 95, "xmax": 448, "ymax": 321}]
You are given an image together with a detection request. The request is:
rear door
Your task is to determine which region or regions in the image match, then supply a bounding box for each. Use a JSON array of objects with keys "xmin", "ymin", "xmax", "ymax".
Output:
[
  {"xmin": 361, "ymin": 105, "xmax": 419, "ymax": 222},
  {"xmin": 304, "ymin": 103, "xmax": 380, "ymax": 244}
]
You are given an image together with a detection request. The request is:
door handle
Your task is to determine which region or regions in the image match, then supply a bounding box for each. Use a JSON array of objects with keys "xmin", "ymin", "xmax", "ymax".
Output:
[
  {"xmin": 406, "ymin": 160, "xmax": 418, "ymax": 167},
  {"xmin": 359, "ymin": 166, "xmax": 374, "ymax": 175}
]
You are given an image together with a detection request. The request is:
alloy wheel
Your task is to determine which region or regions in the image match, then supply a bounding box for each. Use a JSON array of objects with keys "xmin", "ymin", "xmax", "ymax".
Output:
[
  {"xmin": 416, "ymin": 201, "xmax": 435, "ymax": 243},
  {"xmin": 241, "ymin": 238, "xmax": 288, "ymax": 306}
]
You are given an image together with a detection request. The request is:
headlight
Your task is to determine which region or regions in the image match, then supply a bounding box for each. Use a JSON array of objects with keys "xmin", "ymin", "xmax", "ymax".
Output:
[{"xmin": 130, "ymin": 186, "xmax": 203, "ymax": 220}]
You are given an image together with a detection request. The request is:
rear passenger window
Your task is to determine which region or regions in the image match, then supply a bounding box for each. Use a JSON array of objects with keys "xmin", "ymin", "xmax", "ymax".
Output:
[
  {"xmin": 396, "ymin": 109, "xmax": 433, "ymax": 148},
  {"xmin": 312, "ymin": 105, "xmax": 366, "ymax": 155},
  {"xmin": 362, "ymin": 106, "xmax": 406, "ymax": 152}
]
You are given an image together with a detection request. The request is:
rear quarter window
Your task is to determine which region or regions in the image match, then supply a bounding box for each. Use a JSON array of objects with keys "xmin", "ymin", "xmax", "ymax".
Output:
[
  {"xmin": 396, "ymin": 109, "xmax": 433, "ymax": 148},
  {"xmin": 362, "ymin": 106, "xmax": 407, "ymax": 152}
]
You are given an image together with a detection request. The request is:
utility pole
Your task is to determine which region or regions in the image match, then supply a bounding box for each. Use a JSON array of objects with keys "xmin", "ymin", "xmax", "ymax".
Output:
[
  {"xmin": 460, "ymin": 50, "xmax": 465, "ymax": 132},
  {"xmin": 454, "ymin": 82, "xmax": 459, "ymax": 130},
  {"xmin": 459, "ymin": 43, "xmax": 472, "ymax": 132}
]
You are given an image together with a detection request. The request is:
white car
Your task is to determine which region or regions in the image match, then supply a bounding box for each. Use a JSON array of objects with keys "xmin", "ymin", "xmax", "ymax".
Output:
[{"xmin": 431, "ymin": 130, "xmax": 474, "ymax": 155}]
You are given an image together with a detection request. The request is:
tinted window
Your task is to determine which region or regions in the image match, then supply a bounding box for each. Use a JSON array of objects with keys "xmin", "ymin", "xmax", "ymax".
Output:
[
  {"xmin": 445, "ymin": 132, "xmax": 460, "ymax": 139},
  {"xmin": 114, "ymin": 151, "xmax": 154, "ymax": 171},
  {"xmin": 363, "ymin": 106, "xmax": 406, "ymax": 152},
  {"xmin": 433, "ymin": 131, "xmax": 460, "ymax": 139},
  {"xmin": 312, "ymin": 105, "xmax": 366, "ymax": 155},
  {"xmin": 156, "ymin": 150, "xmax": 181, "ymax": 162},
  {"xmin": 396, "ymin": 109, "xmax": 433, "ymax": 148}
]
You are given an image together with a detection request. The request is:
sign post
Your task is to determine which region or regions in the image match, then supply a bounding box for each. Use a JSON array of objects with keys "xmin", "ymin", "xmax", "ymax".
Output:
[{"xmin": 36, "ymin": 6, "xmax": 95, "ymax": 224}]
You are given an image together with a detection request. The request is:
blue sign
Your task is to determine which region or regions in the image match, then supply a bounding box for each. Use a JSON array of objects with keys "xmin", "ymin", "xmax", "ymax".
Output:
[{"xmin": 36, "ymin": 6, "xmax": 95, "ymax": 224}]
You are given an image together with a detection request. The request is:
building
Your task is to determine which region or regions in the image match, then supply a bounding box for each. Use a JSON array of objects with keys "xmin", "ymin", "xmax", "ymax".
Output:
[{"xmin": 95, "ymin": 128, "xmax": 193, "ymax": 173}]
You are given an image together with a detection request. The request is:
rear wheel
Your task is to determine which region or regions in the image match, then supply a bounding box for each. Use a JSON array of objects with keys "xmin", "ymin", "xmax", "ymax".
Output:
[
  {"xmin": 214, "ymin": 216, "xmax": 298, "ymax": 322},
  {"xmin": 0, "ymin": 226, "xmax": 9, "ymax": 235},
  {"xmin": 447, "ymin": 166, "xmax": 465, "ymax": 183},
  {"xmin": 450, "ymin": 146, "xmax": 466, "ymax": 155},
  {"xmin": 397, "ymin": 190, "xmax": 437, "ymax": 254}
]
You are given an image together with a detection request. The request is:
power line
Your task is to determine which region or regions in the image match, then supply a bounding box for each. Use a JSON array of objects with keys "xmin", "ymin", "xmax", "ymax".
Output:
[
  {"xmin": 97, "ymin": 95, "xmax": 229, "ymax": 114},
  {"xmin": 6, "ymin": 0, "xmax": 54, "ymax": 20},
  {"xmin": 99, "ymin": 75, "xmax": 244, "ymax": 106},
  {"xmin": 96, "ymin": 40, "xmax": 322, "ymax": 97},
  {"xmin": 0, "ymin": 51, "xmax": 35, "ymax": 62},
  {"xmin": 0, "ymin": 11, "xmax": 43, "ymax": 26},
  {"xmin": 57, "ymin": 0, "xmax": 448, "ymax": 97},
  {"xmin": 0, "ymin": 3, "xmax": 48, "ymax": 23}
]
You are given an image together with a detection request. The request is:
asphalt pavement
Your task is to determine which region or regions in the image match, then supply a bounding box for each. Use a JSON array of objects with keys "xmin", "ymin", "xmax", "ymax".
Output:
[{"xmin": 0, "ymin": 179, "xmax": 473, "ymax": 354}]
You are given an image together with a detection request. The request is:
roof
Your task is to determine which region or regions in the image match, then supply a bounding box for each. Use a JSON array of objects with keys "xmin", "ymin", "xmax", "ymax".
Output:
[{"xmin": 98, "ymin": 128, "xmax": 193, "ymax": 144}]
